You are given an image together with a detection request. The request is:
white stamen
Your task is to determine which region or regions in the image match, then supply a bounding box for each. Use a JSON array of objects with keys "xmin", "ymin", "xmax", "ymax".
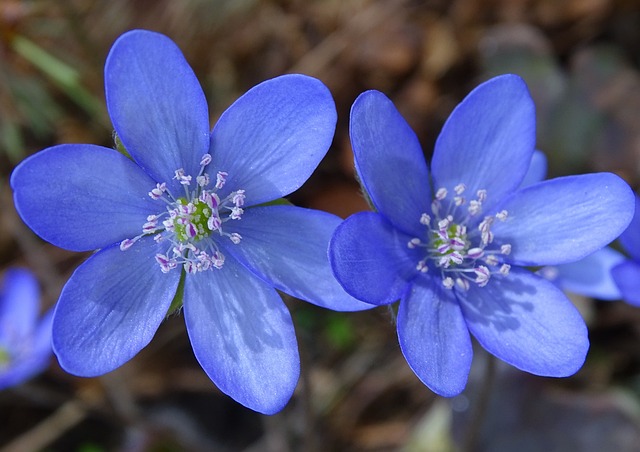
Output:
[
  {"xmin": 474, "ymin": 266, "xmax": 490, "ymax": 287},
  {"xmin": 215, "ymin": 171, "xmax": 228, "ymax": 189},
  {"xmin": 200, "ymin": 153, "xmax": 212, "ymax": 166},
  {"xmin": 443, "ymin": 277, "xmax": 454, "ymax": 289},
  {"xmin": 495, "ymin": 210, "xmax": 508, "ymax": 221}
]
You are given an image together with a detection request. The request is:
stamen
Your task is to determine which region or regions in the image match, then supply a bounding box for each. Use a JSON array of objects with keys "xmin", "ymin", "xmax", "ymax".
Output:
[
  {"xmin": 495, "ymin": 210, "xmax": 508, "ymax": 221},
  {"xmin": 443, "ymin": 277, "xmax": 454, "ymax": 289},
  {"xmin": 174, "ymin": 168, "xmax": 192, "ymax": 185},
  {"xmin": 215, "ymin": 171, "xmax": 228, "ymax": 189},
  {"xmin": 122, "ymin": 166, "xmax": 245, "ymax": 273},
  {"xmin": 435, "ymin": 188, "xmax": 447, "ymax": 200},
  {"xmin": 454, "ymin": 183, "xmax": 466, "ymax": 195},
  {"xmin": 149, "ymin": 183, "xmax": 167, "ymax": 200},
  {"xmin": 412, "ymin": 185, "xmax": 510, "ymax": 289}
]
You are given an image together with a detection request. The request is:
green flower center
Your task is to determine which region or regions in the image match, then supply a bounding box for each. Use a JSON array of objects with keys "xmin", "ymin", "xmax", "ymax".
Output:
[
  {"xmin": 0, "ymin": 347, "xmax": 11, "ymax": 368},
  {"xmin": 173, "ymin": 198, "xmax": 213, "ymax": 243}
]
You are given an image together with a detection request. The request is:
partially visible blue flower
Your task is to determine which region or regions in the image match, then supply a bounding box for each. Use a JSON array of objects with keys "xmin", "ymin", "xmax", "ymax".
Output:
[
  {"xmin": 523, "ymin": 151, "xmax": 625, "ymax": 301},
  {"xmin": 11, "ymin": 29, "xmax": 371, "ymax": 414},
  {"xmin": 329, "ymin": 75, "xmax": 635, "ymax": 396},
  {"xmin": 0, "ymin": 268, "xmax": 53, "ymax": 390},
  {"xmin": 612, "ymin": 194, "xmax": 640, "ymax": 306}
]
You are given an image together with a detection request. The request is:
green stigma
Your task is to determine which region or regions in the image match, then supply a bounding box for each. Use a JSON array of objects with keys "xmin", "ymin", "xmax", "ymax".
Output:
[
  {"xmin": 0, "ymin": 347, "xmax": 11, "ymax": 368},
  {"xmin": 172, "ymin": 198, "xmax": 213, "ymax": 243}
]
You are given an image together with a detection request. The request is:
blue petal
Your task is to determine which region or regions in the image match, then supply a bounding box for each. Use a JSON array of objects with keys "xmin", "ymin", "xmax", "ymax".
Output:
[
  {"xmin": 612, "ymin": 260, "xmax": 640, "ymax": 306},
  {"xmin": 619, "ymin": 194, "xmax": 640, "ymax": 261},
  {"xmin": 519, "ymin": 150, "xmax": 548, "ymax": 188},
  {"xmin": 183, "ymin": 255, "xmax": 299, "ymax": 415},
  {"xmin": 397, "ymin": 278, "xmax": 472, "ymax": 396},
  {"xmin": 225, "ymin": 205, "xmax": 373, "ymax": 311},
  {"xmin": 0, "ymin": 308, "xmax": 54, "ymax": 390},
  {"xmin": 431, "ymin": 75, "xmax": 536, "ymax": 213},
  {"xmin": 458, "ymin": 267, "xmax": 588, "ymax": 377},
  {"xmin": 11, "ymin": 144, "xmax": 159, "ymax": 251},
  {"xmin": 105, "ymin": 29, "xmax": 210, "ymax": 194},
  {"xmin": 543, "ymin": 247, "xmax": 625, "ymax": 300},
  {"xmin": 209, "ymin": 74, "xmax": 336, "ymax": 206},
  {"xmin": 349, "ymin": 90, "xmax": 432, "ymax": 237},
  {"xmin": 491, "ymin": 173, "xmax": 635, "ymax": 265},
  {"xmin": 329, "ymin": 212, "xmax": 419, "ymax": 306},
  {"xmin": 52, "ymin": 237, "xmax": 180, "ymax": 376},
  {"xmin": 0, "ymin": 268, "xmax": 39, "ymax": 339}
]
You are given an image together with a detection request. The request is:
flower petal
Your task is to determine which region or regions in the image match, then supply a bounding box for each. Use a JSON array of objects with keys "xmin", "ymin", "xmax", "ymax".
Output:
[
  {"xmin": 350, "ymin": 90, "xmax": 432, "ymax": 237},
  {"xmin": 0, "ymin": 308, "xmax": 54, "ymax": 390},
  {"xmin": 0, "ymin": 268, "xmax": 39, "ymax": 338},
  {"xmin": 209, "ymin": 74, "xmax": 336, "ymax": 206},
  {"xmin": 11, "ymin": 144, "xmax": 159, "ymax": 251},
  {"xmin": 491, "ymin": 173, "xmax": 635, "ymax": 266},
  {"xmin": 612, "ymin": 260, "xmax": 640, "ymax": 306},
  {"xmin": 542, "ymin": 247, "xmax": 625, "ymax": 300},
  {"xmin": 52, "ymin": 237, "xmax": 180, "ymax": 376},
  {"xmin": 619, "ymin": 194, "xmax": 640, "ymax": 261},
  {"xmin": 225, "ymin": 205, "xmax": 373, "ymax": 311},
  {"xmin": 458, "ymin": 267, "xmax": 589, "ymax": 377},
  {"xmin": 397, "ymin": 278, "xmax": 473, "ymax": 396},
  {"xmin": 520, "ymin": 150, "xmax": 548, "ymax": 188},
  {"xmin": 105, "ymin": 29, "xmax": 210, "ymax": 193},
  {"xmin": 329, "ymin": 212, "xmax": 418, "ymax": 306},
  {"xmin": 183, "ymin": 255, "xmax": 299, "ymax": 415},
  {"xmin": 431, "ymin": 75, "xmax": 535, "ymax": 212}
]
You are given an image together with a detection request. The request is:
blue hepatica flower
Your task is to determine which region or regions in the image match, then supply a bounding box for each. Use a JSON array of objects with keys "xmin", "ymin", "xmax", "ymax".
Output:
[
  {"xmin": 612, "ymin": 194, "xmax": 640, "ymax": 306},
  {"xmin": 329, "ymin": 75, "xmax": 635, "ymax": 396},
  {"xmin": 0, "ymin": 268, "xmax": 53, "ymax": 390},
  {"xmin": 524, "ymin": 151, "xmax": 626, "ymax": 301},
  {"xmin": 11, "ymin": 29, "xmax": 371, "ymax": 414}
]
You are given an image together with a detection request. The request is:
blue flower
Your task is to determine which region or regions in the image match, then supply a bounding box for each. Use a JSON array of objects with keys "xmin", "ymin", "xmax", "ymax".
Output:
[
  {"xmin": 612, "ymin": 194, "xmax": 640, "ymax": 306},
  {"xmin": 11, "ymin": 29, "xmax": 371, "ymax": 414},
  {"xmin": 329, "ymin": 75, "xmax": 635, "ymax": 396},
  {"xmin": 524, "ymin": 151, "xmax": 625, "ymax": 301},
  {"xmin": 0, "ymin": 269, "xmax": 53, "ymax": 390}
]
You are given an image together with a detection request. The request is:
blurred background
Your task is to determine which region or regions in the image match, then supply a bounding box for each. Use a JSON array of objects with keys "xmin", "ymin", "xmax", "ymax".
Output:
[{"xmin": 2, "ymin": 0, "xmax": 640, "ymax": 450}]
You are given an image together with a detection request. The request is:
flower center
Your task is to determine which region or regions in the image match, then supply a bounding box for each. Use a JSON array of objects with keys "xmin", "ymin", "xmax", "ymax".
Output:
[
  {"xmin": 119, "ymin": 154, "xmax": 245, "ymax": 273},
  {"xmin": 408, "ymin": 184, "xmax": 511, "ymax": 290},
  {"xmin": 0, "ymin": 346, "xmax": 11, "ymax": 369}
]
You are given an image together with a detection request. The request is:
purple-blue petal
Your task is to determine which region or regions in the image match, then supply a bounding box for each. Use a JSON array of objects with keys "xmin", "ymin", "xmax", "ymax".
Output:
[
  {"xmin": 397, "ymin": 278, "xmax": 472, "ymax": 397},
  {"xmin": 209, "ymin": 74, "xmax": 336, "ymax": 206},
  {"xmin": 183, "ymin": 255, "xmax": 299, "ymax": 415},
  {"xmin": 11, "ymin": 144, "xmax": 159, "ymax": 251},
  {"xmin": 611, "ymin": 260, "xmax": 640, "ymax": 306},
  {"xmin": 105, "ymin": 29, "xmax": 210, "ymax": 194},
  {"xmin": 0, "ymin": 308, "xmax": 54, "ymax": 390},
  {"xmin": 491, "ymin": 173, "xmax": 635, "ymax": 266},
  {"xmin": 519, "ymin": 150, "xmax": 548, "ymax": 188},
  {"xmin": 543, "ymin": 246, "xmax": 625, "ymax": 300},
  {"xmin": 0, "ymin": 268, "xmax": 39, "ymax": 338},
  {"xmin": 329, "ymin": 212, "xmax": 419, "ymax": 306},
  {"xmin": 349, "ymin": 90, "xmax": 432, "ymax": 237},
  {"xmin": 618, "ymin": 194, "xmax": 640, "ymax": 261},
  {"xmin": 431, "ymin": 75, "xmax": 536, "ymax": 213},
  {"xmin": 225, "ymin": 205, "xmax": 373, "ymax": 311},
  {"xmin": 52, "ymin": 237, "xmax": 180, "ymax": 376},
  {"xmin": 458, "ymin": 267, "xmax": 589, "ymax": 377}
]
